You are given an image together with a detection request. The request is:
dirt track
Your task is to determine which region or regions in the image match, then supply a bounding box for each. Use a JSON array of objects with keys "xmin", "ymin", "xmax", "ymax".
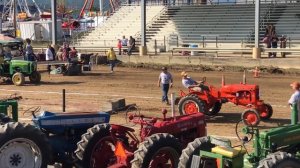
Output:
[{"xmin": 0, "ymin": 65, "xmax": 298, "ymax": 141}]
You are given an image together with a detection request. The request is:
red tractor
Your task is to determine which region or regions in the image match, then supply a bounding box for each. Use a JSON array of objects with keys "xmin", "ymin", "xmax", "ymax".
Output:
[
  {"xmin": 178, "ymin": 77, "xmax": 273, "ymax": 126},
  {"xmin": 74, "ymin": 109, "xmax": 206, "ymax": 168}
]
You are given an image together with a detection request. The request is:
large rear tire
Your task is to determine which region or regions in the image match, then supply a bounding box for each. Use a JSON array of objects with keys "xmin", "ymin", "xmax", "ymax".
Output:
[
  {"xmin": 29, "ymin": 71, "xmax": 41, "ymax": 84},
  {"xmin": 131, "ymin": 133, "xmax": 181, "ymax": 168},
  {"xmin": 260, "ymin": 103, "xmax": 273, "ymax": 120},
  {"xmin": 257, "ymin": 152, "xmax": 300, "ymax": 168},
  {"xmin": 75, "ymin": 124, "xmax": 116, "ymax": 168},
  {"xmin": 12, "ymin": 73, "xmax": 25, "ymax": 86},
  {"xmin": 0, "ymin": 122, "xmax": 51, "ymax": 168},
  {"xmin": 178, "ymin": 95, "xmax": 207, "ymax": 115},
  {"xmin": 178, "ymin": 136, "xmax": 215, "ymax": 168},
  {"xmin": 208, "ymin": 101, "xmax": 222, "ymax": 115}
]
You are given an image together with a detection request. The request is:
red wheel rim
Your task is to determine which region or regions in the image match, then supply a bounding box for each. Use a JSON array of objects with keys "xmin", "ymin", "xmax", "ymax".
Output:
[
  {"xmin": 244, "ymin": 112, "xmax": 258, "ymax": 126},
  {"xmin": 183, "ymin": 101, "xmax": 199, "ymax": 114},
  {"xmin": 148, "ymin": 147, "xmax": 178, "ymax": 168},
  {"xmin": 90, "ymin": 136, "xmax": 116, "ymax": 168}
]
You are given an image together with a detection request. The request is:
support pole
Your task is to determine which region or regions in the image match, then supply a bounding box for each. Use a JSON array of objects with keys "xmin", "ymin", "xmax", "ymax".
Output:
[
  {"xmin": 140, "ymin": 0, "xmax": 147, "ymax": 56},
  {"xmin": 51, "ymin": 0, "xmax": 57, "ymax": 46},
  {"xmin": 253, "ymin": 0, "xmax": 261, "ymax": 59},
  {"xmin": 99, "ymin": 0, "xmax": 103, "ymax": 14},
  {"xmin": 171, "ymin": 93, "xmax": 176, "ymax": 118},
  {"xmin": 62, "ymin": 89, "xmax": 66, "ymax": 112},
  {"xmin": 13, "ymin": 0, "xmax": 17, "ymax": 37}
]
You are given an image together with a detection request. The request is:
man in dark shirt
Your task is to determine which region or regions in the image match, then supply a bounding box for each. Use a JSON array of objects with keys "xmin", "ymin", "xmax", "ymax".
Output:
[{"xmin": 127, "ymin": 36, "xmax": 135, "ymax": 56}]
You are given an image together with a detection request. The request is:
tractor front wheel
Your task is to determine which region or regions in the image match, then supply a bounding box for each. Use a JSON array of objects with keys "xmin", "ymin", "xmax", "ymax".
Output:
[
  {"xmin": 29, "ymin": 71, "xmax": 41, "ymax": 84},
  {"xmin": 242, "ymin": 109, "xmax": 260, "ymax": 126},
  {"xmin": 131, "ymin": 133, "xmax": 181, "ymax": 168},
  {"xmin": 178, "ymin": 95, "xmax": 207, "ymax": 115},
  {"xmin": 178, "ymin": 136, "xmax": 215, "ymax": 168},
  {"xmin": 75, "ymin": 124, "xmax": 116, "ymax": 168},
  {"xmin": 260, "ymin": 103, "xmax": 273, "ymax": 120},
  {"xmin": 257, "ymin": 152, "xmax": 300, "ymax": 168},
  {"xmin": 12, "ymin": 72, "xmax": 25, "ymax": 86},
  {"xmin": 0, "ymin": 122, "xmax": 52, "ymax": 168}
]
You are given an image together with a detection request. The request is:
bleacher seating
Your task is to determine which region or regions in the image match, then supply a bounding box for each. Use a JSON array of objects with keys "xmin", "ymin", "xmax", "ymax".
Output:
[
  {"xmin": 75, "ymin": 6, "xmax": 165, "ymax": 48},
  {"xmin": 145, "ymin": 4, "xmax": 273, "ymax": 51}
]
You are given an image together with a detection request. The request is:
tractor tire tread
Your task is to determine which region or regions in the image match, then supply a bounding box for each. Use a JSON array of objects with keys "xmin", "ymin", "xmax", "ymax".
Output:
[
  {"xmin": 257, "ymin": 152, "xmax": 300, "ymax": 168},
  {"xmin": 178, "ymin": 94, "xmax": 207, "ymax": 115},
  {"xmin": 131, "ymin": 133, "xmax": 181, "ymax": 168},
  {"xmin": 0, "ymin": 122, "xmax": 52, "ymax": 167},
  {"xmin": 75, "ymin": 123, "xmax": 111, "ymax": 166},
  {"xmin": 178, "ymin": 136, "xmax": 214, "ymax": 168}
]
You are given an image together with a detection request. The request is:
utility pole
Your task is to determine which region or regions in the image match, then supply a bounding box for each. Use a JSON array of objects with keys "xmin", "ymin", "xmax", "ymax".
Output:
[
  {"xmin": 13, "ymin": 0, "xmax": 17, "ymax": 37},
  {"xmin": 253, "ymin": 0, "xmax": 261, "ymax": 59},
  {"xmin": 51, "ymin": 0, "xmax": 57, "ymax": 45},
  {"xmin": 140, "ymin": 0, "xmax": 147, "ymax": 56}
]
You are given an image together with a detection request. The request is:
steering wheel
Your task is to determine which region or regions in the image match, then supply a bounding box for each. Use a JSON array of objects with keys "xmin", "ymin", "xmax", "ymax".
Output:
[
  {"xmin": 23, "ymin": 106, "xmax": 41, "ymax": 118},
  {"xmin": 125, "ymin": 105, "xmax": 141, "ymax": 124},
  {"xmin": 235, "ymin": 119, "xmax": 254, "ymax": 143}
]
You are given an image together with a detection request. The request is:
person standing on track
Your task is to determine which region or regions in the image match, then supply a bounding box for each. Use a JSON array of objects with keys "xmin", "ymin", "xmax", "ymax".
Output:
[
  {"xmin": 158, "ymin": 67, "xmax": 173, "ymax": 105},
  {"xmin": 288, "ymin": 81, "xmax": 300, "ymax": 108},
  {"xmin": 107, "ymin": 47, "xmax": 117, "ymax": 73}
]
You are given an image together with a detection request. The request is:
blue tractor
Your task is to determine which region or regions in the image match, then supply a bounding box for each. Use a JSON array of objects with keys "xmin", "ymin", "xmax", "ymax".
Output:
[{"xmin": 0, "ymin": 105, "xmax": 110, "ymax": 168}]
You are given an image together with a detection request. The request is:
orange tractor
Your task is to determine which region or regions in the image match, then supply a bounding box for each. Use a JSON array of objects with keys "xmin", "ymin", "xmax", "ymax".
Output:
[{"xmin": 178, "ymin": 76, "xmax": 272, "ymax": 126}]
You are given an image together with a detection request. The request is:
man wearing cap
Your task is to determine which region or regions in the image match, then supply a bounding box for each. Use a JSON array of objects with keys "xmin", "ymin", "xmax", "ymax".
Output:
[
  {"xmin": 288, "ymin": 81, "xmax": 300, "ymax": 107},
  {"xmin": 158, "ymin": 67, "xmax": 173, "ymax": 105},
  {"xmin": 181, "ymin": 71, "xmax": 204, "ymax": 91}
]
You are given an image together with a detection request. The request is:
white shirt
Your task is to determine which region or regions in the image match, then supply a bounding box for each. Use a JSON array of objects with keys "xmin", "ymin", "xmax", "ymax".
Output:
[
  {"xmin": 288, "ymin": 90, "xmax": 300, "ymax": 105},
  {"xmin": 45, "ymin": 48, "xmax": 53, "ymax": 61},
  {"xmin": 159, "ymin": 72, "xmax": 172, "ymax": 84}
]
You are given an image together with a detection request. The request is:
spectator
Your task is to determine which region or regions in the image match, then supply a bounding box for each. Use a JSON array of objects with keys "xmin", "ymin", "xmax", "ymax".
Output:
[
  {"xmin": 45, "ymin": 45, "xmax": 54, "ymax": 72},
  {"xmin": 62, "ymin": 43, "xmax": 69, "ymax": 61},
  {"xmin": 158, "ymin": 67, "xmax": 173, "ymax": 105},
  {"xmin": 121, "ymin": 36, "xmax": 128, "ymax": 46},
  {"xmin": 181, "ymin": 71, "xmax": 205, "ymax": 92},
  {"xmin": 107, "ymin": 47, "xmax": 117, "ymax": 73},
  {"xmin": 25, "ymin": 38, "xmax": 35, "ymax": 61},
  {"xmin": 280, "ymin": 35, "xmax": 287, "ymax": 58},
  {"xmin": 117, "ymin": 39, "xmax": 122, "ymax": 55},
  {"xmin": 50, "ymin": 45, "xmax": 56, "ymax": 61},
  {"xmin": 69, "ymin": 47, "xmax": 78, "ymax": 60},
  {"xmin": 18, "ymin": 46, "xmax": 24, "ymax": 57},
  {"xmin": 288, "ymin": 81, "xmax": 300, "ymax": 108},
  {"xmin": 271, "ymin": 35, "xmax": 278, "ymax": 57},
  {"xmin": 127, "ymin": 36, "xmax": 135, "ymax": 56},
  {"xmin": 262, "ymin": 35, "xmax": 272, "ymax": 57}
]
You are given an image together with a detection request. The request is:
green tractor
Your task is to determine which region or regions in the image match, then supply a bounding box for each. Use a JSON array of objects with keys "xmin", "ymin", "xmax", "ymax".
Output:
[
  {"xmin": 178, "ymin": 101, "xmax": 300, "ymax": 168},
  {"xmin": 0, "ymin": 95, "xmax": 20, "ymax": 122},
  {"xmin": 0, "ymin": 60, "xmax": 41, "ymax": 86}
]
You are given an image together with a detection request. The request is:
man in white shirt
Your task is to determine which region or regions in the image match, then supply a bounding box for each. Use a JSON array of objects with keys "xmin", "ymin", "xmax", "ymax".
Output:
[
  {"xmin": 45, "ymin": 45, "xmax": 54, "ymax": 72},
  {"xmin": 181, "ymin": 71, "xmax": 205, "ymax": 92},
  {"xmin": 158, "ymin": 67, "xmax": 173, "ymax": 105},
  {"xmin": 288, "ymin": 81, "xmax": 300, "ymax": 108}
]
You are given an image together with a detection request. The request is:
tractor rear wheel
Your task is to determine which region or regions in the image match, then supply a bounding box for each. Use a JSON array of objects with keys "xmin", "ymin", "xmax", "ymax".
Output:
[
  {"xmin": 131, "ymin": 133, "xmax": 181, "ymax": 168},
  {"xmin": 208, "ymin": 101, "xmax": 222, "ymax": 115},
  {"xmin": 29, "ymin": 71, "xmax": 41, "ymax": 84},
  {"xmin": 0, "ymin": 122, "xmax": 51, "ymax": 168},
  {"xmin": 75, "ymin": 124, "xmax": 116, "ymax": 168},
  {"xmin": 260, "ymin": 103, "xmax": 273, "ymax": 120},
  {"xmin": 178, "ymin": 136, "xmax": 215, "ymax": 168},
  {"xmin": 178, "ymin": 95, "xmax": 207, "ymax": 115},
  {"xmin": 257, "ymin": 152, "xmax": 300, "ymax": 168},
  {"xmin": 242, "ymin": 109, "xmax": 260, "ymax": 126},
  {"xmin": 12, "ymin": 73, "xmax": 25, "ymax": 86}
]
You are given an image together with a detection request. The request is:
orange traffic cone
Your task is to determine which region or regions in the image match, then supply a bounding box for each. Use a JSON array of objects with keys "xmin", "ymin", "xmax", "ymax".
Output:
[{"xmin": 253, "ymin": 67, "xmax": 260, "ymax": 78}]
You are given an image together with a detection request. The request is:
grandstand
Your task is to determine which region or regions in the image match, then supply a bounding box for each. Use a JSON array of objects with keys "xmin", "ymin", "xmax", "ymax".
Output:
[{"xmin": 74, "ymin": 1, "xmax": 300, "ymax": 53}]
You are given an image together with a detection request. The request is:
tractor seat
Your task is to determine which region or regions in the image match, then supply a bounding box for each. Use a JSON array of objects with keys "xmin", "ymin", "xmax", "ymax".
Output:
[{"xmin": 211, "ymin": 146, "xmax": 246, "ymax": 158}]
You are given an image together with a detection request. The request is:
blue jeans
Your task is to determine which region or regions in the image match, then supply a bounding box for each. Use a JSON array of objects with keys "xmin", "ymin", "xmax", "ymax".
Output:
[
  {"xmin": 109, "ymin": 60, "xmax": 115, "ymax": 71},
  {"xmin": 161, "ymin": 84, "xmax": 170, "ymax": 102}
]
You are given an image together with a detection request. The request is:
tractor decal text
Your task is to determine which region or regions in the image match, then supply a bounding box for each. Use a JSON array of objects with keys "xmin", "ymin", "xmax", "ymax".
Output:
[{"xmin": 40, "ymin": 117, "xmax": 107, "ymax": 126}]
